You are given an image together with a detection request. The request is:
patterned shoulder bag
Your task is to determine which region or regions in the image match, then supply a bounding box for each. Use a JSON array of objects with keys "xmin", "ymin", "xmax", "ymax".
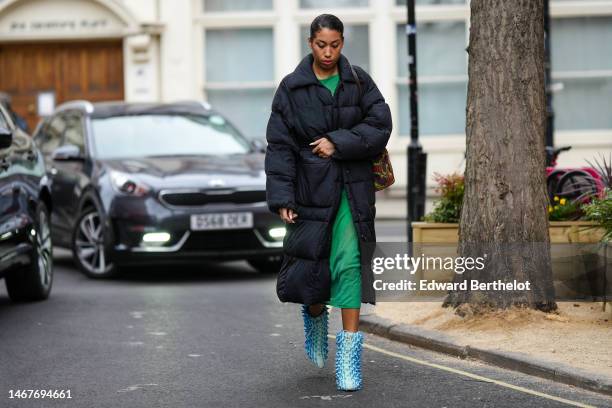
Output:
[{"xmin": 348, "ymin": 63, "xmax": 395, "ymax": 191}]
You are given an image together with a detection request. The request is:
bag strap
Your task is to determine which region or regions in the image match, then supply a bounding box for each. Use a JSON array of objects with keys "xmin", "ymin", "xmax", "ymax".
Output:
[
  {"xmin": 348, "ymin": 62, "xmax": 364, "ymax": 106},
  {"xmin": 347, "ymin": 60, "xmax": 388, "ymax": 161}
]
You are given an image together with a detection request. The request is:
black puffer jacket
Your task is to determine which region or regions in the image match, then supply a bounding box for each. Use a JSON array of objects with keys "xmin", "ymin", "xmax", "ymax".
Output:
[{"xmin": 265, "ymin": 53, "xmax": 392, "ymax": 305}]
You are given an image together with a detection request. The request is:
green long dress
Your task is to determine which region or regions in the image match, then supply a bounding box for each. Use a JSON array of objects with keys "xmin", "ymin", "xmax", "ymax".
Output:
[{"xmin": 318, "ymin": 73, "xmax": 362, "ymax": 309}]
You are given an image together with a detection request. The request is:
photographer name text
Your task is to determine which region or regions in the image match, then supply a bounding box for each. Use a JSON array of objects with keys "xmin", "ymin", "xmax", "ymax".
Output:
[{"xmin": 373, "ymin": 279, "xmax": 531, "ymax": 291}]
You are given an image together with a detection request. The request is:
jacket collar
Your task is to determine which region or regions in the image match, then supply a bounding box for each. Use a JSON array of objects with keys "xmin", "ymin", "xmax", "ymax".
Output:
[{"xmin": 285, "ymin": 53, "xmax": 357, "ymax": 89}]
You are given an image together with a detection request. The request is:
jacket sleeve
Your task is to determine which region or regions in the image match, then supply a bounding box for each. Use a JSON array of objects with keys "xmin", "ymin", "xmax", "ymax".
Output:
[
  {"xmin": 326, "ymin": 69, "xmax": 392, "ymax": 161},
  {"xmin": 265, "ymin": 80, "xmax": 299, "ymax": 215}
]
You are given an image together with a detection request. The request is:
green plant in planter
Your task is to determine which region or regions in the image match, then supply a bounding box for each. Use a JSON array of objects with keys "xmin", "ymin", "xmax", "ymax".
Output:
[
  {"xmin": 581, "ymin": 154, "xmax": 611, "ymax": 242},
  {"xmin": 586, "ymin": 153, "xmax": 612, "ymax": 192},
  {"xmin": 547, "ymin": 195, "xmax": 582, "ymax": 221},
  {"xmin": 423, "ymin": 172, "xmax": 464, "ymax": 223},
  {"xmin": 582, "ymin": 188, "xmax": 611, "ymax": 312},
  {"xmin": 582, "ymin": 188, "xmax": 612, "ymax": 243}
]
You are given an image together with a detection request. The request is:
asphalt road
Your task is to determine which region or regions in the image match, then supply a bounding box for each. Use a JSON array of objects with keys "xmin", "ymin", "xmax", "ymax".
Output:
[{"xmin": 0, "ymin": 221, "xmax": 610, "ymax": 408}]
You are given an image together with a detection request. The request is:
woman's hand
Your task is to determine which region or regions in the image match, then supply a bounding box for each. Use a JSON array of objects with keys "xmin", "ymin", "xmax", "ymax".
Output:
[
  {"xmin": 310, "ymin": 137, "xmax": 335, "ymax": 158},
  {"xmin": 278, "ymin": 207, "xmax": 298, "ymax": 224}
]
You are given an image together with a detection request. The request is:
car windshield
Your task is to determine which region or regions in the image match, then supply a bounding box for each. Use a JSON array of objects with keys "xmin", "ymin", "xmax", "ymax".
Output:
[{"xmin": 91, "ymin": 113, "xmax": 250, "ymax": 159}]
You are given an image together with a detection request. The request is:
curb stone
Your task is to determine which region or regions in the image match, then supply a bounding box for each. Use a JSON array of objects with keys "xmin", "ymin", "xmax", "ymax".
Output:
[
  {"xmin": 388, "ymin": 324, "xmax": 468, "ymax": 359},
  {"xmin": 360, "ymin": 315, "xmax": 612, "ymax": 397}
]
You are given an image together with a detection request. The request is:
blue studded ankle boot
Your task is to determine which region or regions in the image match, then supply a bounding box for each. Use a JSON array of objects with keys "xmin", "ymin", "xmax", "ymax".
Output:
[
  {"xmin": 301, "ymin": 304, "xmax": 329, "ymax": 368},
  {"xmin": 335, "ymin": 330, "xmax": 364, "ymax": 391}
]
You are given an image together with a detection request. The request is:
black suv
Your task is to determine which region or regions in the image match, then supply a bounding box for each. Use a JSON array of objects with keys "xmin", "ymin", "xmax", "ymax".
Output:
[
  {"xmin": 0, "ymin": 104, "xmax": 53, "ymax": 301},
  {"xmin": 32, "ymin": 100, "xmax": 284, "ymax": 278}
]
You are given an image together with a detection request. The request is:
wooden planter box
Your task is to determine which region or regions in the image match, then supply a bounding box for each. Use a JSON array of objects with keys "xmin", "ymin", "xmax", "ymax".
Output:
[
  {"xmin": 411, "ymin": 221, "xmax": 610, "ymax": 299},
  {"xmin": 412, "ymin": 221, "xmax": 605, "ymax": 244}
]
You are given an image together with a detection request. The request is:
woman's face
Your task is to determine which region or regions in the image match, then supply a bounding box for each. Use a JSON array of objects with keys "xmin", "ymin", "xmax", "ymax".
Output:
[{"xmin": 309, "ymin": 28, "xmax": 343, "ymax": 71}]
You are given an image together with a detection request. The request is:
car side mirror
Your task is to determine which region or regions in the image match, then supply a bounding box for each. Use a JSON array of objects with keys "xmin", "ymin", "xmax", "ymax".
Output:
[
  {"xmin": 52, "ymin": 144, "xmax": 84, "ymax": 161},
  {"xmin": 250, "ymin": 138, "xmax": 266, "ymax": 153},
  {"xmin": 0, "ymin": 126, "xmax": 12, "ymax": 149}
]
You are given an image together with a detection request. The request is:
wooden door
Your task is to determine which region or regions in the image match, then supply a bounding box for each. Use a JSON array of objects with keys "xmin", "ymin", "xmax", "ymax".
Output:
[{"xmin": 0, "ymin": 41, "xmax": 124, "ymax": 131}]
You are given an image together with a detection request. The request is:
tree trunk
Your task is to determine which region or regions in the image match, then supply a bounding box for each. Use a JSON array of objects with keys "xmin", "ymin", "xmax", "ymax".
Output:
[{"xmin": 443, "ymin": 0, "xmax": 557, "ymax": 313}]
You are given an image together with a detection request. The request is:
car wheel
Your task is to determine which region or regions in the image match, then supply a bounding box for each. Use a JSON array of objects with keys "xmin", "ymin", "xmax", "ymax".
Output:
[
  {"xmin": 248, "ymin": 255, "xmax": 283, "ymax": 274},
  {"xmin": 72, "ymin": 206, "xmax": 118, "ymax": 278},
  {"xmin": 5, "ymin": 203, "xmax": 53, "ymax": 302}
]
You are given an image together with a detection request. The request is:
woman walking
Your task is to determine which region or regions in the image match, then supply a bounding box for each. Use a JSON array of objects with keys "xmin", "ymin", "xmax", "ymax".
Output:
[{"xmin": 265, "ymin": 14, "xmax": 392, "ymax": 391}]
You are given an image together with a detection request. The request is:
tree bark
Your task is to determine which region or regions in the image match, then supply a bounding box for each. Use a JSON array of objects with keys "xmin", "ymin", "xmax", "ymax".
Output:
[{"xmin": 443, "ymin": 0, "xmax": 557, "ymax": 312}]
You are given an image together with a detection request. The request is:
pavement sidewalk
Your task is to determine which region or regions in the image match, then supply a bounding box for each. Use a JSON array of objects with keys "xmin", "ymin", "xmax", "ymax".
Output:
[
  {"xmin": 375, "ymin": 196, "xmax": 406, "ymax": 220},
  {"xmin": 360, "ymin": 313, "xmax": 612, "ymax": 397},
  {"xmin": 375, "ymin": 193, "xmax": 439, "ymax": 220},
  {"xmin": 371, "ymin": 196, "xmax": 612, "ymax": 397}
]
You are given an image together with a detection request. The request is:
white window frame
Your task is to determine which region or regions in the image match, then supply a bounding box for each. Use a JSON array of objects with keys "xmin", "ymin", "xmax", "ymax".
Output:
[
  {"xmin": 201, "ymin": 0, "xmax": 274, "ymax": 14},
  {"xmin": 193, "ymin": 0, "xmax": 277, "ymax": 104},
  {"xmin": 389, "ymin": 0, "xmax": 612, "ymax": 152},
  {"xmin": 549, "ymin": 14, "xmax": 612, "ymax": 135},
  {"xmin": 547, "ymin": 3, "xmax": 612, "ymax": 147},
  {"xmin": 391, "ymin": 3, "xmax": 469, "ymax": 152},
  {"xmin": 190, "ymin": 0, "xmax": 612, "ymax": 155}
]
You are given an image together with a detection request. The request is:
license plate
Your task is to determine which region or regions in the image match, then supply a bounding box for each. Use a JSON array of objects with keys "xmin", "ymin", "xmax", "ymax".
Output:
[{"xmin": 190, "ymin": 212, "xmax": 253, "ymax": 231}]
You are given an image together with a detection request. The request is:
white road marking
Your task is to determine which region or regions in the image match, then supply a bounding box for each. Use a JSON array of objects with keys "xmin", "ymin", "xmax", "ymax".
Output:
[
  {"xmin": 117, "ymin": 384, "xmax": 158, "ymax": 393},
  {"xmin": 299, "ymin": 395, "xmax": 353, "ymax": 400},
  {"xmin": 328, "ymin": 335, "xmax": 597, "ymax": 408}
]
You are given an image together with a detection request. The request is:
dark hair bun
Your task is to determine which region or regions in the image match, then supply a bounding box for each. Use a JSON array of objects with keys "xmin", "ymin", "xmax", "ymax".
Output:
[{"xmin": 309, "ymin": 14, "xmax": 344, "ymax": 40}]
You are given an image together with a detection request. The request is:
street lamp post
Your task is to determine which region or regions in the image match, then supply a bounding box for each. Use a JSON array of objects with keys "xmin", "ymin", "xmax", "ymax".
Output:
[{"xmin": 406, "ymin": 0, "xmax": 427, "ymax": 244}]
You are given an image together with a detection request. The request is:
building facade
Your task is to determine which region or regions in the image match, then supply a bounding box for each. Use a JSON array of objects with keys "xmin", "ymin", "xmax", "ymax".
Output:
[{"xmin": 0, "ymin": 0, "xmax": 610, "ymax": 195}]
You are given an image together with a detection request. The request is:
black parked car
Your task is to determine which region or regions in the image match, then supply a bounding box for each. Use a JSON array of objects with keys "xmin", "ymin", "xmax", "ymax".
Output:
[
  {"xmin": 33, "ymin": 100, "xmax": 284, "ymax": 278},
  {"xmin": 0, "ymin": 104, "xmax": 53, "ymax": 301}
]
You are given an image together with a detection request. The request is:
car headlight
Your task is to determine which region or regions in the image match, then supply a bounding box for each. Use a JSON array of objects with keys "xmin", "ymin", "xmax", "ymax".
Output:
[
  {"xmin": 142, "ymin": 232, "xmax": 171, "ymax": 244},
  {"xmin": 268, "ymin": 227, "xmax": 286, "ymax": 240},
  {"xmin": 110, "ymin": 171, "xmax": 151, "ymax": 196}
]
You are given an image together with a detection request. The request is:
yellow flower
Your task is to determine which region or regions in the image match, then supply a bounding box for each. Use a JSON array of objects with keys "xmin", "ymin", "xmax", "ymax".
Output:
[
  {"xmin": 560, "ymin": 198, "xmax": 566, "ymax": 205},
  {"xmin": 548, "ymin": 206, "xmax": 553, "ymax": 213},
  {"xmin": 554, "ymin": 196, "xmax": 559, "ymax": 202},
  {"xmin": 554, "ymin": 205, "xmax": 559, "ymax": 210}
]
